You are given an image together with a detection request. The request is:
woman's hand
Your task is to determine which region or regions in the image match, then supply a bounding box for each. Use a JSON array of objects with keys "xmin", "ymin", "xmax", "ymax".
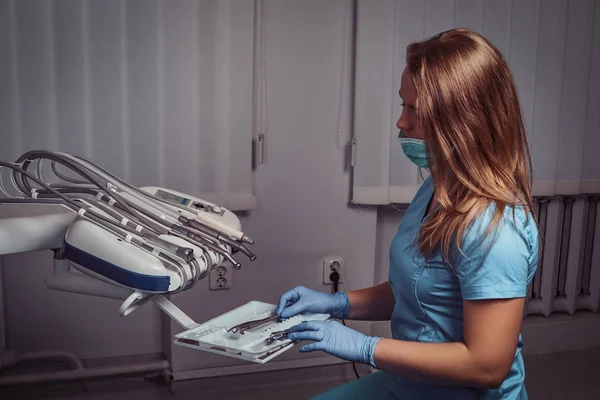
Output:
[
  {"xmin": 276, "ymin": 286, "xmax": 350, "ymax": 319},
  {"xmin": 288, "ymin": 320, "xmax": 381, "ymax": 367}
]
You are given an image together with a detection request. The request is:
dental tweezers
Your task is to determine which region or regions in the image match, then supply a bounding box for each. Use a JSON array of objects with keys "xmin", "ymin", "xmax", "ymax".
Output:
[
  {"xmin": 225, "ymin": 313, "xmax": 281, "ymax": 335},
  {"xmin": 264, "ymin": 329, "xmax": 290, "ymax": 345}
]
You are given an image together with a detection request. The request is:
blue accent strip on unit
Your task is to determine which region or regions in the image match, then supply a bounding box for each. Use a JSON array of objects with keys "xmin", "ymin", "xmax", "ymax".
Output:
[{"xmin": 64, "ymin": 242, "xmax": 170, "ymax": 292}]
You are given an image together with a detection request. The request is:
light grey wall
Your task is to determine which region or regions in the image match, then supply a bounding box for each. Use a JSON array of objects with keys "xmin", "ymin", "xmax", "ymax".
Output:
[{"xmin": 0, "ymin": 257, "xmax": 5, "ymax": 353}]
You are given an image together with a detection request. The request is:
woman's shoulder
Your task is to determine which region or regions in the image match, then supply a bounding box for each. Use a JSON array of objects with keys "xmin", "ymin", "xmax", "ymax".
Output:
[
  {"xmin": 462, "ymin": 201, "xmax": 539, "ymax": 258},
  {"xmin": 455, "ymin": 201, "xmax": 539, "ymax": 297},
  {"xmin": 473, "ymin": 201, "xmax": 536, "ymax": 234}
]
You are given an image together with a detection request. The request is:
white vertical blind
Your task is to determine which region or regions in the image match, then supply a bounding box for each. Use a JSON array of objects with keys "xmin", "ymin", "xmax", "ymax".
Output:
[
  {"xmin": 0, "ymin": 0, "xmax": 256, "ymax": 210},
  {"xmin": 352, "ymin": 0, "xmax": 600, "ymax": 204}
]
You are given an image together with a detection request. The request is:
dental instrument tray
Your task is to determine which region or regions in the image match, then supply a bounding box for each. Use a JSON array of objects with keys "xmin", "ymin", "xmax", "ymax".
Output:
[{"xmin": 174, "ymin": 301, "xmax": 329, "ymax": 363}]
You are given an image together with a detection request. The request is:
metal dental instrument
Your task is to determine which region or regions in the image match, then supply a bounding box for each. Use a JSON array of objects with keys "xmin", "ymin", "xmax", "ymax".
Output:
[
  {"xmin": 264, "ymin": 329, "xmax": 290, "ymax": 345},
  {"xmin": 226, "ymin": 313, "xmax": 281, "ymax": 335}
]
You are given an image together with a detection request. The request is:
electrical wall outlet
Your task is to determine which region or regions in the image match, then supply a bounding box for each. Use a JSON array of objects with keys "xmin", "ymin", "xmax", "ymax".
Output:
[
  {"xmin": 322, "ymin": 256, "xmax": 344, "ymax": 285},
  {"xmin": 209, "ymin": 263, "xmax": 232, "ymax": 290}
]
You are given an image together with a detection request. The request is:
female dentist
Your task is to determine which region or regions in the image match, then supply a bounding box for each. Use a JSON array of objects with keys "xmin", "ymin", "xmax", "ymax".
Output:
[{"xmin": 277, "ymin": 28, "xmax": 539, "ymax": 399}]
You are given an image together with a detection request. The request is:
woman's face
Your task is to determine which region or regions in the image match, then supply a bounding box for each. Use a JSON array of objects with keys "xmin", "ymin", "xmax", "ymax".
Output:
[{"xmin": 396, "ymin": 67, "xmax": 424, "ymax": 140}]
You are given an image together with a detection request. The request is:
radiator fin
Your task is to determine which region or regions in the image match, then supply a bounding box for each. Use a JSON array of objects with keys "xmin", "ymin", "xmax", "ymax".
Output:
[{"xmin": 527, "ymin": 195, "xmax": 600, "ymax": 317}]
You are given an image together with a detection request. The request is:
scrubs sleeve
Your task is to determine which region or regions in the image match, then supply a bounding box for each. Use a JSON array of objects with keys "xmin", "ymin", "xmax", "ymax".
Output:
[{"xmin": 454, "ymin": 207, "xmax": 532, "ymax": 301}]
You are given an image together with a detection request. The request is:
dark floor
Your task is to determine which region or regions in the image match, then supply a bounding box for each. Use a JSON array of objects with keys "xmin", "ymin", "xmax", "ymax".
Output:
[{"xmin": 1, "ymin": 347, "xmax": 600, "ymax": 400}]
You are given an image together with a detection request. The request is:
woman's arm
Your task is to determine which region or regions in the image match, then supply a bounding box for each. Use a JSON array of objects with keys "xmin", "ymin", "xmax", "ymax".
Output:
[
  {"xmin": 345, "ymin": 281, "xmax": 395, "ymax": 321},
  {"xmin": 276, "ymin": 281, "xmax": 395, "ymax": 321},
  {"xmin": 373, "ymin": 297, "xmax": 525, "ymax": 389}
]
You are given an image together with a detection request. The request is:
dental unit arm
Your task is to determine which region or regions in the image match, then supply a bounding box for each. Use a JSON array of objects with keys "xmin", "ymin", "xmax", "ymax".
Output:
[
  {"xmin": 0, "ymin": 150, "xmax": 256, "ymax": 331},
  {"xmin": 0, "ymin": 150, "xmax": 330, "ymax": 364}
]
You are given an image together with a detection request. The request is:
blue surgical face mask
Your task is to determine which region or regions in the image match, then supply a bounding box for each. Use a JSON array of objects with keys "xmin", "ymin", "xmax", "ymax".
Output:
[{"xmin": 398, "ymin": 131, "xmax": 429, "ymax": 168}]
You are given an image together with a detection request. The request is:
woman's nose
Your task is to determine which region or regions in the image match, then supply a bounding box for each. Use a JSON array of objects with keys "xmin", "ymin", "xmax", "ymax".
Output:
[
  {"xmin": 397, "ymin": 112, "xmax": 409, "ymax": 131},
  {"xmin": 396, "ymin": 118, "xmax": 404, "ymax": 130}
]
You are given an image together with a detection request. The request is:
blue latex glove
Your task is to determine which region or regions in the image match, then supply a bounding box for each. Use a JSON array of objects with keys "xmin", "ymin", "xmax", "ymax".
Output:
[
  {"xmin": 288, "ymin": 320, "xmax": 381, "ymax": 368},
  {"xmin": 276, "ymin": 286, "xmax": 350, "ymax": 319}
]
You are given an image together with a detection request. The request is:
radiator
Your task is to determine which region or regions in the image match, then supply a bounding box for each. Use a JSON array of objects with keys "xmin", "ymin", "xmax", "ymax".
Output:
[{"xmin": 526, "ymin": 195, "xmax": 600, "ymax": 317}]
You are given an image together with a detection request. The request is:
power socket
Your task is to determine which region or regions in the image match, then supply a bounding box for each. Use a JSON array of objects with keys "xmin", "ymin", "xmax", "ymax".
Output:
[
  {"xmin": 322, "ymin": 256, "xmax": 344, "ymax": 285},
  {"xmin": 209, "ymin": 263, "xmax": 232, "ymax": 290}
]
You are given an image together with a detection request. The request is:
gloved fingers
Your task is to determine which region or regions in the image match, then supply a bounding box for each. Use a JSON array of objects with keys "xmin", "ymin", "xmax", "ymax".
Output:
[
  {"xmin": 276, "ymin": 287, "xmax": 301, "ymax": 315},
  {"xmin": 288, "ymin": 320, "xmax": 325, "ymax": 333},
  {"xmin": 287, "ymin": 330, "xmax": 323, "ymax": 342},
  {"xmin": 299, "ymin": 343, "xmax": 324, "ymax": 353},
  {"xmin": 279, "ymin": 301, "xmax": 308, "ymax": 319}
]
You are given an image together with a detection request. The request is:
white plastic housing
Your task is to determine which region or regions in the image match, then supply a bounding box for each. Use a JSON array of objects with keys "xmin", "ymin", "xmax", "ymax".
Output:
[
  {"xmin": 140, "ymin": 186, "xmax": 242, "ymax": 231},
  {"xmin": 64, "ymin": 217, "xmax": 179, "ymax": 292},
  {"xmin": 0, "ymin": 203, "xmax": 74, "ymax": 255}
]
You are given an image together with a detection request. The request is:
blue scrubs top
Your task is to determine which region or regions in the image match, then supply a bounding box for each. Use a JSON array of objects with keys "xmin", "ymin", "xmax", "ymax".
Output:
[{"xmin": 388, "ymin": 176, "xmax": 539, "ymax": 399}]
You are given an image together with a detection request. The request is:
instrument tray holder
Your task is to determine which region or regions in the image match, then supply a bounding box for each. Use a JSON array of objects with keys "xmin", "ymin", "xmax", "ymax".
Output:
[{"xmin": 174, "ymin": 301, "xmax": 329, "ymax": 363}]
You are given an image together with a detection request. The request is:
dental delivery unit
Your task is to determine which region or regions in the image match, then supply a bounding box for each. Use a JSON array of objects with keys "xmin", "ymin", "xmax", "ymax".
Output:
[{"xmin": 0, "ymin": 150, "xmax": 328, "ymax": 364}]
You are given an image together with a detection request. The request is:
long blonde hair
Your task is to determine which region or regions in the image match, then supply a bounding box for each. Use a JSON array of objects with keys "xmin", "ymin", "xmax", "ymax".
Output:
[{"xmin": 406, "ymin": 28, "xmax": 535, "ymax": 263}]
